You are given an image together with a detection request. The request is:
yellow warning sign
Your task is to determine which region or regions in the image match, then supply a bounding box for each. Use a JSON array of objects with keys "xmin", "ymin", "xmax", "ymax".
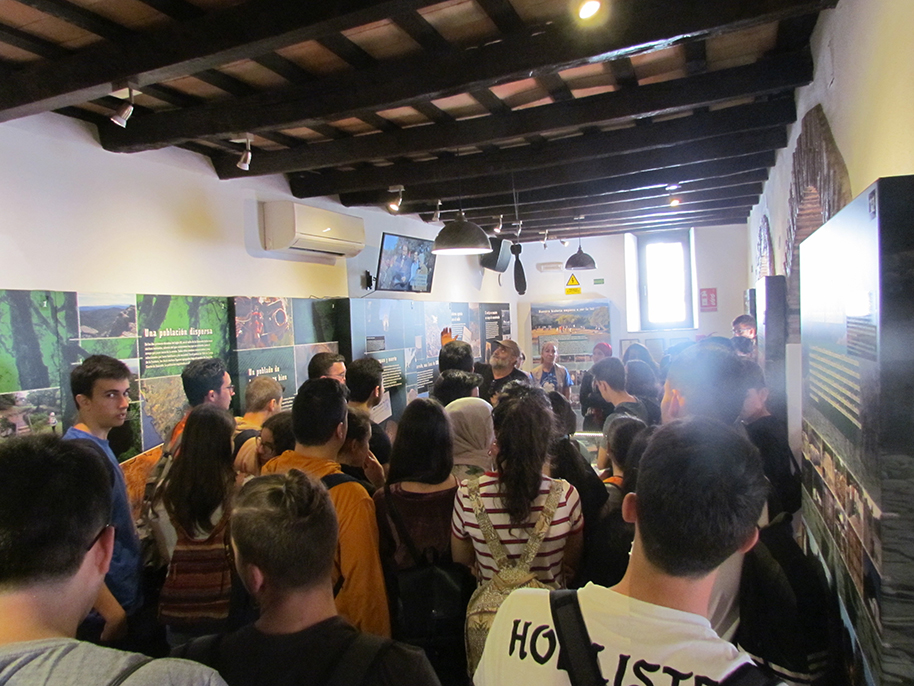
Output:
[
  {"xmin": 566, "ymin": 274, "xmax": 580, "ymax": 287},
  {"xmin": 565, "ymin": 273, "xmax": 581, "ymax": 295}
]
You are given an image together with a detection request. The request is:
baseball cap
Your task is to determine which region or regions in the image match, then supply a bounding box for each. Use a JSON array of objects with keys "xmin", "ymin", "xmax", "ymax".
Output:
[{"xmin": 496, "ymin": 339, "xmax": 521, "ymax": 358}]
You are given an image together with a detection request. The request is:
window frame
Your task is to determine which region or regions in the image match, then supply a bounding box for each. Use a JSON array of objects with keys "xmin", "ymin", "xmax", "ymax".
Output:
[{"xmin": 636, "ymin": 229, "xmax": 695, "ymax": 331}]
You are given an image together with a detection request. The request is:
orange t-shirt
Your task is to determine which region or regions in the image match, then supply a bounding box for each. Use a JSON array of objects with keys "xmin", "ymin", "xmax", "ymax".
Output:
[{"xmin": 261, "ymin": 451, "xmax": 391, "ymax": 638}]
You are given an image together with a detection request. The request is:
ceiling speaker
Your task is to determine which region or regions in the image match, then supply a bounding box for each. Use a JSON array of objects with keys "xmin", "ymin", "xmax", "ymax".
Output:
[{"xmin": 479, "ymin": 236, "xmax": 511, "ymax": 272}]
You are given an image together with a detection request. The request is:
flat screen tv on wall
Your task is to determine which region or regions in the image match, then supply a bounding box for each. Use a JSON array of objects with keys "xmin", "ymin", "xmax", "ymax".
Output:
[{"xmin": 375, "ymin": 232, "xmax": 437, "ymax": 293}]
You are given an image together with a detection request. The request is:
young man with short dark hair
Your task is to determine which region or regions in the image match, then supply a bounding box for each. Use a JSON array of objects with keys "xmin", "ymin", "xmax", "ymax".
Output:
[
  {"xmin": 307, "ymin": 352, "xmax": 347, "ymax": 383},
  {"xmin": 0, "ymin": 435, "xmax": 225, "ymax": 685},
  {"xmin": 661, "ymin": 343, "xmax": 746, "ymax": 426},
  {"xmin": 233, "ymin": 375, "xmax": 284, "ymax": 476},
  {"xmin": 592, "ymin": 356, "xmax": 649, "ymax": 425},
  {"xmin": 732, "ymin": 314, "xmax": 757, "ymax": 340},
  {"xmin": 63, "ymin": 354, "xmax": 141, "ymax": 642},
  {"xmin": 475, "ymin": 418, "xmax": 768, "ymax": 685},
  {"xmin": 173, "ymin": 470, "xmax": 440, "ymax": 685},
  {"xmin": 260, "ymin": 379, "xmax": 390, "ymax": 637},
  {"xmin": 438, "ymin": 340, "xmax": 475, "ymax": 373},
  {"xmin": 660, "ymin": 342, "xmax": 757, "ymax": 640},
  {"xmin": 170, "ymin": 358, "xmax": 235, "ymax": 447},
  {"xmin": 431, "ymin": 369, "xmax": 483, "ymax": 407},
  {"xmin": 181, "ymin": 358, "xmax": 234, "ymax": 410},
  {"xmin": 346, "ymin": 357, "xmax": 391, "ymax": 467}
]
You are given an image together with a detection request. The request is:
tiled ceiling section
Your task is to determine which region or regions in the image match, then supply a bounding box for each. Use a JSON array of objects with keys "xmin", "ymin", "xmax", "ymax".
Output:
[{"xmin": 0, "ymin": 0, "xmax": 836, "ymax": 241}]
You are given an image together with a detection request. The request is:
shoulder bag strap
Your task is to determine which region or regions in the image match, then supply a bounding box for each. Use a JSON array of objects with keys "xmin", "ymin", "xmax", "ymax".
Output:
[
  {"xmin": 517, "ymin": 480, "xmax": 563, "ymax": 570},
  {"xmin": 106, "ymin": 657, "xmax": 155, "ymax": 686},
  {"xmin": 466, "ymin": 478, "xmax": 511, "ymax": 571},
  {"xmin": 383, "ymin": 483, "xmax": 425, "ymax": 567},
  {"xmin": 324, "ymin": 633, "xmax": 393, "ymax": 686},
  {"xmin": 549, "ymin": 589, "xmax": 606, "ymax": 686}
]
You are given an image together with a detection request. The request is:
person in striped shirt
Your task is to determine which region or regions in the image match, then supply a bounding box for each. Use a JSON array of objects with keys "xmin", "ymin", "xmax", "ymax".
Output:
[{"xmin": 451, "ymin": 386, "xmax": 583, "ymax": 588}]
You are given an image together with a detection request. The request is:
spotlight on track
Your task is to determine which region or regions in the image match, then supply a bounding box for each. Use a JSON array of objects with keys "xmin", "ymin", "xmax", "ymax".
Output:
[
  {"xmin": 236, "ymin": 135, "xmax": 252, "ymax": 171},
  {"xmin": 110, "ymin": 87, "xmax": 134, "ymax": 128}
]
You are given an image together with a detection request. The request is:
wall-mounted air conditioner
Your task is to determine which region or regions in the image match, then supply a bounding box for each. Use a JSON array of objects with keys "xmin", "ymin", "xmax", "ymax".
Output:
[{"xmin": 262, "ymin": 201, "xmax": 365, "ymax": 258}]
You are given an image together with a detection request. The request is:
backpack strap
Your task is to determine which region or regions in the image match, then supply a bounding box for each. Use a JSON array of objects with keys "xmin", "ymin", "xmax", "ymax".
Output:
[
  {"xmin": 106, "ymin": 657, "xmax": 155, "ymax": 686},
  {"xmin": 233, "ymin": 428, "xmax": 260, "ymax": 458},
  {"xmin": 720, "ymin": 663, "xmax": 783, "ymax": 686},
  {"xmin": 467, "ymin": 479, "xmax": 511, "ymax": 571},
  {"xmin": 467, "ymin": 478, "xmax": 563, "ymax": 573},
  {"xmin": 549, "ymin": 590, "xmax": 607, "ymax": 686},
  {"xmin": 324, "ymin": 633, "xmax": 393, "ymax": 686},
  {"xmin": 321, "ymin": 472, "xmax": 361, "ymax": 490},
  {"xmin": 518, "ymin": 480, "xmax": 563, "ymax": 569}
]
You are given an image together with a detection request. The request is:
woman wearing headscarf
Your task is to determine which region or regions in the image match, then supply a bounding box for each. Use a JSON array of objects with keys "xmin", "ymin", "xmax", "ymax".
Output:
[{"xmin": 445, "ymin": 397, "xmax": 495, "ymax": 483}]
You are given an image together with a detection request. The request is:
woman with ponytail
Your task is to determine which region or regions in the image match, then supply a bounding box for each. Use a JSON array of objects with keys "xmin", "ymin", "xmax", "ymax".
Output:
[{"xmin": 451, "ymin": 386, "xmax": 583, "ymax": 587}]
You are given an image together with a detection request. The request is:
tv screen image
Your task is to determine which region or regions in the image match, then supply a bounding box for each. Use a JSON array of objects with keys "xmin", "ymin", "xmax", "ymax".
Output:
[{"xmin": 375, "ymin": 232, "xmax": 437, "ymax": 293}]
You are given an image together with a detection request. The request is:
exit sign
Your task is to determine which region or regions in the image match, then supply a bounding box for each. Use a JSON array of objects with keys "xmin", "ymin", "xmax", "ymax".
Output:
[{"xmin": 700, "ymin": 288, "xmax": 718, "ymax": 312}]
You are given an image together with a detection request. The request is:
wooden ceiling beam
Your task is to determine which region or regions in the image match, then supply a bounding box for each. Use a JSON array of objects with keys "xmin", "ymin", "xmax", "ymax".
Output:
[
  {"xmin": 0, "ymin": 23, "xmax": 69, "ymax": 59},
  {"xmin": 514, "ymin": 197, "xmax": 759, "ymax": 230},
  {"xmin": 450, "ymin": 182, "xmax": 764, "ymax": 223},
  {"xmin": 91, "ymin": 0, "xmax": 833, "ymax": 151},
  {"xmin": 514, "ymin": 215, "xmax": 750, "ymax": 242},
  {"xmin": 340, "ymin": 153, "xmax": 774, "ymax": 207},
  {"xmin": 392, "ymin": 11, "xmax": 452, "ymax": 53},
  {"xmin": 398, "ymin": 168, "xmax": 770, "ymax": 215},
  {"xmin": 317, "ymin": 34, "xmax": 377, "ymax": 69},
  {"xmin": 0, "ymin": 0, "xmax": 446, "ymax": 121},
  {"xmin": 474, "ymin": 0, "xmax": 526, "ymax": 34},
  {"xmin": 207, "ymin": 51, "xmax": 811, "ymax": 177},
  {"xmin": 323, "ymin": 122, "xmax": 779, "ymax": 198},
  {"xmin": 13, "ymin": 0, "xmax": 132, "ymax": 41},
  {"xmin": 287, "ymin": 105, "xmax": 791, "ymax": 197},
  {"xmin": 607, "ymin": 58, "xmax": 639, "ymax": 89},
  {"xmin": 135, "ymin": 0, "xmax": 205, "ymax": 21},
  {"xmin": 513, "ymin": 208, "xmax": 751, "ymax": 237}
]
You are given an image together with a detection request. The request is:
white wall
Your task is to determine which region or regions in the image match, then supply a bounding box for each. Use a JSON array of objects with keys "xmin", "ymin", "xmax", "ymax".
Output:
[
  {"xmin": 749, "ymin": 0, "xmax": 914, "ymax": 278},
  {"xmin": 747, "ymin": 0, "xmax": 914, "ymax": 450},
  {"xmin": 0, "ymin": 112, "xmax": 517, "ymax": 314},
  {"xmin": 513, "ymin": 224, "xmax": 749, "ymax": 362}
]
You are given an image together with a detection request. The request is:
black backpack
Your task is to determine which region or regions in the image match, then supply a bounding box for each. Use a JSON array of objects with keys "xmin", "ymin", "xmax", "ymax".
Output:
[{"xmin": 383, "ymin": 484, "xmax": 476, "ymax": 650}]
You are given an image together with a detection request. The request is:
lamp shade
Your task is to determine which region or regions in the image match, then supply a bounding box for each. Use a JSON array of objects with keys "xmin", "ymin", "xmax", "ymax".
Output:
[
  {"xmin": 564, "ymin": 245, "xmax": 597, "ymax": 270},
  {"xmin": 433, "ymin": 213, "xmax": 492, "ymax": 255}
]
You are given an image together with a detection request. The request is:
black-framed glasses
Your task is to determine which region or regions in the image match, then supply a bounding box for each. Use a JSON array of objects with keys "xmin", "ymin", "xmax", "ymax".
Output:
[{"xmin": 86, "ymin": 524, "xmax": 112, "ymax": 551}]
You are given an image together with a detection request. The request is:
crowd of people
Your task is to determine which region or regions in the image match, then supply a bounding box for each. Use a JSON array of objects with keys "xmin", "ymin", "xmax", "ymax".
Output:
[{"xmin": 0, "ymin": 318, "xmax": 813, "ymax": 685}]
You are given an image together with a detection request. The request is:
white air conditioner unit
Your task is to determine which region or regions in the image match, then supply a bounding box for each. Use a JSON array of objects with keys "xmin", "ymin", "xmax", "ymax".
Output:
[{"xmin": 262, "ymin": 201, "xmax": 365, "ymax": 258}]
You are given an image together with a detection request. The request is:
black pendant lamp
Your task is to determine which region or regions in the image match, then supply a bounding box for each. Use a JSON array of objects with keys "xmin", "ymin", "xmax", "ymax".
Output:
[
  {"xmin": 565, "ymin": 239, "xmax": 597, "ymax": 270},
  {"xmin": 432, "ymin": 212, "xmax": 492, "ymax": 255}
]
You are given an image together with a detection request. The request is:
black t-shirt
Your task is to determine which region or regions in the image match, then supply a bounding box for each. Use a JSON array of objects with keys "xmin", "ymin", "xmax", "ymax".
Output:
[
  {"xmin": 370, "ymin": 421, "xmax": 392, "ymax": 465},
  {"xmin": 476, "ymin": 364, "xmax": 530, "ymax": 402},
  {"xmin": 745, "ymin": 414, "xmax": 801, "ymax": 516},
  {"xmin": 173, "ymin": 616, "xmax": 441, "ymax": 686}
]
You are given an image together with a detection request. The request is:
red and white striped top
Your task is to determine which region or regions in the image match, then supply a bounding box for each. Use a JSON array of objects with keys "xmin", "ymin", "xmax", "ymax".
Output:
[{"xmin": 452, "ymin": 473, "xmax": 583, "ymax": 587}]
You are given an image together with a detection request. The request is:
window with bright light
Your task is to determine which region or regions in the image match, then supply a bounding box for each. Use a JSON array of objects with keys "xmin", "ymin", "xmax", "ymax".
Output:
[{"xmin": 637, "ymin": 230, "xmax": 695, "ymax": 330}]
